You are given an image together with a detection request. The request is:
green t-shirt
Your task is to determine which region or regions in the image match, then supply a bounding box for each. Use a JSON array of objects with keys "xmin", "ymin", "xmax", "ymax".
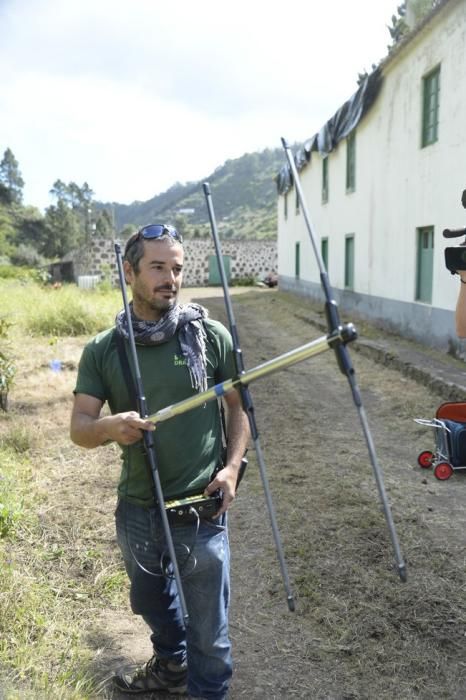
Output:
[{"xmin": 74, "ymin": 319, "xmax": 236, "ymax": 506}]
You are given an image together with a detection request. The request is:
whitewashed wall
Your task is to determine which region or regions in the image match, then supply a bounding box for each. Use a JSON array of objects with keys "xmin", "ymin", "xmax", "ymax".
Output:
[{"xmin": 278, "ymin": 0, "xmax": 466, "ymax": 349}]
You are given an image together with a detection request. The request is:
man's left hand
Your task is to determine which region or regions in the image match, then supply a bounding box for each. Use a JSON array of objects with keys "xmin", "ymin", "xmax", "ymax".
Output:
[{"xmin": 204, "ymin": 465, "xmax": 238, "ymax": 516}]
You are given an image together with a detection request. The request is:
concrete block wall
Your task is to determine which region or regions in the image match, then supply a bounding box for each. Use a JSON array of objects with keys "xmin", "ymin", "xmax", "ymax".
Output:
[{"xmin": 69, "ymin": 238, "xmax": 277, "ymax": 286}]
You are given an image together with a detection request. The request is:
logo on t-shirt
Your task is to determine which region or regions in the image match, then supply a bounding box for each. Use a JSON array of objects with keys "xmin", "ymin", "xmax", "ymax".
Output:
[{"xmin": 174, "ymin": 354, "xmax": 187, "ymax": 367}]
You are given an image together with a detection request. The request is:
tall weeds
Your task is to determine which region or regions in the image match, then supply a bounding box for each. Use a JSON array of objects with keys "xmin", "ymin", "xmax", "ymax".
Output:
[
  {"xmin": 0, "ymin": 280, "xmax": 122, "ymax": 337},
  {"xmin": 0, "ymin": 279, "xmax": 126, "ymax": 697}
]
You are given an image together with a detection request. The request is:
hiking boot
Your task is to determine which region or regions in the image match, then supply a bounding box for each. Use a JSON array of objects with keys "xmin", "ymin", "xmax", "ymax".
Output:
[{"xmin": 113, "ymin": 655, "xmax": 187, "ymax": 695}]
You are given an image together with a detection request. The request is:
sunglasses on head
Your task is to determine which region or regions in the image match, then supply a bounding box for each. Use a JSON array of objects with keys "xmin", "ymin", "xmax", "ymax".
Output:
[{"xmin": 125, "ymin": 224, "xmax": 183, "ymax": 255}]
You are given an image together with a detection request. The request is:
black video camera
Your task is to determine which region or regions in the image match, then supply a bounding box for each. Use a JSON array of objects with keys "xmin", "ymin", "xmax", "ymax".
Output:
[{"xmin": 444, "ymin": 189, "xmax": 466, "ymax": 273}]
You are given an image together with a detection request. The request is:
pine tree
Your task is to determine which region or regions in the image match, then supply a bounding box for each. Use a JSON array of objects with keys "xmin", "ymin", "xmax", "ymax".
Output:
[
  {"xmin": 0, "ymin": 148, "xmax": 25, "ymax": 204},
  {"xmin": 42, "ymin": 200, "xmax": 82, "ymax": 258},
  {"xmin": 95, "ymin": 208, "xmax": 114, "ymax": 238}
]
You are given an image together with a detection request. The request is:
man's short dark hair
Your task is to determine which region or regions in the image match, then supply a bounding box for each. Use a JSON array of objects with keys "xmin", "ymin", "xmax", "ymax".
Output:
[
  {"xmin": 124, "ymin": 231, "xmax": 145, "ymax": 272},
  {"xmin": 124, "ymin": 230, "xmax": 183, "ymax": 273}
]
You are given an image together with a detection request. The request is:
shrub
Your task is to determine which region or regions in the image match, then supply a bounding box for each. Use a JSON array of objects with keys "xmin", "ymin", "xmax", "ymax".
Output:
[
  {"xmin": 231, "ymin": 275, "xmax": 256, "ymax": 286},
  {"xmin": 0, "ymin": 264, "xmax": 25, "ymax": 279},
  {"xmin": 9, "ymin": 244, "xmax": 47, "ymax": 268},
  {"xmin": 0, "ymin": 264, "xmax": 49, "ymax": 284}
]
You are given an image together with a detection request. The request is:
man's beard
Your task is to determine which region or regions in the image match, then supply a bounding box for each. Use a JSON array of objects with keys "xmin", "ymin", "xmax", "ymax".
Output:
[
  {"xmin": 146, "ymin": 286, "xmax": 178, "ymax": 314},
  {"xmin": 149, "ymin": 295, "xmax": 177, "ymax": 313},
  {"xmin": 131, "ymin": 282, "xmax": 179, "ymax": 319}
]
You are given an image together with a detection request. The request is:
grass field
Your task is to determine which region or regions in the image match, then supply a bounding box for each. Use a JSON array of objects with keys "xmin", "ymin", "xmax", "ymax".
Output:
[
  {"xmin": 0, "ymin": 280, "xmax": 123, "ymax": 698},
  {"xmin": 1, "ymin": 280, "xmax": 466, "ymax": 699}
]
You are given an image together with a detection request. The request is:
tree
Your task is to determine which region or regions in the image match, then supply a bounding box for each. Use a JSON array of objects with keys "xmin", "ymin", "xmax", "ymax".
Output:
[
  {"xmin": 48, "ymin": 179, "xmax": 97, "ymax": 251},
  {"xmin": 118, "ymin": 224, "xmax": 135, "ymax": 243},
  {"xmin": 0, "ymin": 205, "xmax": 16, "ymax": 258},
  {"xmin": 12, "ymin": 205, "xmax": 47, "ymax": 252},
  {"xmin": 0, "ymin": 183, "xmax": 13, "ymax": 206},
  {"xmin": 49, "ymin": 179, "xmax": 69, "ymax": 203},
  {"xmin": 173, "ymin": 214, "xmax": 188, "ymax": 238},
  {"xmin": 0, "ymin": 148, "xmax": 24, "ymax": 204},
  {"xmin": 95, "ymin": 208, "xmax": 114, "ymax": 238},
  {"xmin": 49, "ymin": 180, "xmax": 94, "ymax": 212},
  {"xmin": 42, "ymin": 200, "xmax": 82, "ymax": 258}
]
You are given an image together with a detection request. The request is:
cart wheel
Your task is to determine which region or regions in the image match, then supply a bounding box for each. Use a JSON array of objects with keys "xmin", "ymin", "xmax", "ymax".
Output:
[
  {"xmin": 434, "ymin": 462, "xmax": 454, "ymax": 481},
  {"xmin": 417, "ymin": 450, "xmax": 434, "ymax": 468}
]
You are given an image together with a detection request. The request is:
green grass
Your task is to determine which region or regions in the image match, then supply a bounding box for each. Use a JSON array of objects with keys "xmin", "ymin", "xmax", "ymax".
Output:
[
  {"xmin": 0, "ymin": 425, "xmax": 32, "ymax": 453},
  {"xmin": 0, "ymin": 279, "xmax": 122, "ymax": 337},
  {"xmin": 0, "ymin": 278, "xmax": 141, "ymax": 696},
  {"xmin": 0, "ymin": 445, "xmax": 25, "ymax": 537},
  {"xmin": 0, "ymin": 420, "xmax": 122, "ymax": 698}
]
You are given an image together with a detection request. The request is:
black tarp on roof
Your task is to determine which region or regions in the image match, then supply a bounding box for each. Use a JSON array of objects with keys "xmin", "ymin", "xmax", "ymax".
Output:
[{"xmin": 276, "ymin": 68, "xmax": 383, "ymax": 195}]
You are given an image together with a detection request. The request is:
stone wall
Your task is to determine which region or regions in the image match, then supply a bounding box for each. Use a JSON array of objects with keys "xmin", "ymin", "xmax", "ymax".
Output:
[{"xmin": 66, "ymin": 237, "xmax": 277, "ymax": 286}]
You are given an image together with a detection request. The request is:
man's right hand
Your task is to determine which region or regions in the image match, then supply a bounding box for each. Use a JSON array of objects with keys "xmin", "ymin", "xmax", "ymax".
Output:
[
  {"xmin": 70, "ymin": 394, "xmax": 154, "ymax": 449},
  {"xmin": 103, "ymin": 411, "xmax": 155, "ymax": 445}
]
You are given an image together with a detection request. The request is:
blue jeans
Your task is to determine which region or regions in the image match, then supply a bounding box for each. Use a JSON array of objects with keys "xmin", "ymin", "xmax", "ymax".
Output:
[{"xmin": 115, "ymin": 499, "xmax": 232, "ymax": 700}]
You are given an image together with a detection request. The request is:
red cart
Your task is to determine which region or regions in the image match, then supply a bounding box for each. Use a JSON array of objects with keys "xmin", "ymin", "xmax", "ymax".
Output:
[{"xmin": 415, "ymin": 402, "xmax": 466, "ymax": 480}]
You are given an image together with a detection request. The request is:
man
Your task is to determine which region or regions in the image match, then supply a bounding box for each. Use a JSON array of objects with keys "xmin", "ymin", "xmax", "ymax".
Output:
[
  {"xmin": 70, "ymin": 224, "xmax": 249, "ymax": 700},
  {"xmin": 454, "ymin": 189, "xmax": 466, "ymax": 337},
  {"xmin": 456, "ymin": 269, "xmax": 466, "ymax": 337}
]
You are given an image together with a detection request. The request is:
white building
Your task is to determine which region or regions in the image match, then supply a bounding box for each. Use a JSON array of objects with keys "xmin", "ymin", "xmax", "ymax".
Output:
[{"xmin": 277, "ymin": 0, "xmax": 466, "ymax": 351}]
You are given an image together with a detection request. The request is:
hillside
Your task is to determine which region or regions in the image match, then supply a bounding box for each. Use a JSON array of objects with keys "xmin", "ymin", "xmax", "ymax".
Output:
[{"xmin": 102, "ymin": 147, "xmax": 287, "ymax": 240}]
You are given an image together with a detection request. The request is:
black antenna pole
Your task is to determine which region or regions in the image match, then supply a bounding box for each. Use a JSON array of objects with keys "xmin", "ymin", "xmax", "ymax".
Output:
[
  {"xmin": 280, "ymin": 138, "xmax": 407, "ymax": 582},
  {"xmin": 114, "ymin": 243, "xmax": 190, "ymax": 624},
  {"xmin": 203, "ymin": 182, "xmax": 295, "ymax": 611}
]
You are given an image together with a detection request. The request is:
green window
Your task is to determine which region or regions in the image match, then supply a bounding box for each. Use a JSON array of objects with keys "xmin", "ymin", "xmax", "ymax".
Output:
[
  {"xmin": 346, "ymin": 131, "xmax": 356, "ymax": 192},
  {"xmin": 416, "ymin": 226, "xmax": 434, "ymax": 303},
  {"xmin": 295, "ymin": 242, "xmax": 300, "ymax": 279},
  {"xmin": 344, "ymin": 235, "xmax": 354, "ymax": 290},
  {"xmin": 422, "ymin": 66, "xmax": 440, "ymax": 147},
  {"xmin": 321, "ymin": 237, "xmax": 329, "ymax": 272},
  {"xmin": 322, "ymin": 157, "xmax": 329, "ymax": 203}
]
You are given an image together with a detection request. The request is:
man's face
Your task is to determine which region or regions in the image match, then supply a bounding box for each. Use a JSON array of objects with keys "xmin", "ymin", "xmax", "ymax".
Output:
[{"xmin": 124, "ymin": 238, "xmax": 184, "ymax": 321}]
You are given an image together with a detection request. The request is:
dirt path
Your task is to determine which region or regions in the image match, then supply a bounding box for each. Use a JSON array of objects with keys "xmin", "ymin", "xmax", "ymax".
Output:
[
  {"xmin": 6, "ymin": 288, "xmax": 466, "ymax": 699},
  {"xmin": 204, "ymin": 291, "xmax": 466, "ymax": 700}
]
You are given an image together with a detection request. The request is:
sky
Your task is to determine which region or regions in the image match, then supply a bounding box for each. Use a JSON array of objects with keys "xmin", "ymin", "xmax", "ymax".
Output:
[{"xmin": 0, "ymin": 0, "xmax": 400, "ymax": 212}]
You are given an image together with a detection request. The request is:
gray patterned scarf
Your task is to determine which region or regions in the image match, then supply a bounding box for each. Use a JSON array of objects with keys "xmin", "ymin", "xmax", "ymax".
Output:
[{"xmin": 115, "ymin": 302, "xmax": 209, "ymax": 392}]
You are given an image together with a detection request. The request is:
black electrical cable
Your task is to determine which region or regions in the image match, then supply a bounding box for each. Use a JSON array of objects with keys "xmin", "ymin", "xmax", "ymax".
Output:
[{"xmin": 122, "ymin": 448, "xmax": 199, "ymax": 580}]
